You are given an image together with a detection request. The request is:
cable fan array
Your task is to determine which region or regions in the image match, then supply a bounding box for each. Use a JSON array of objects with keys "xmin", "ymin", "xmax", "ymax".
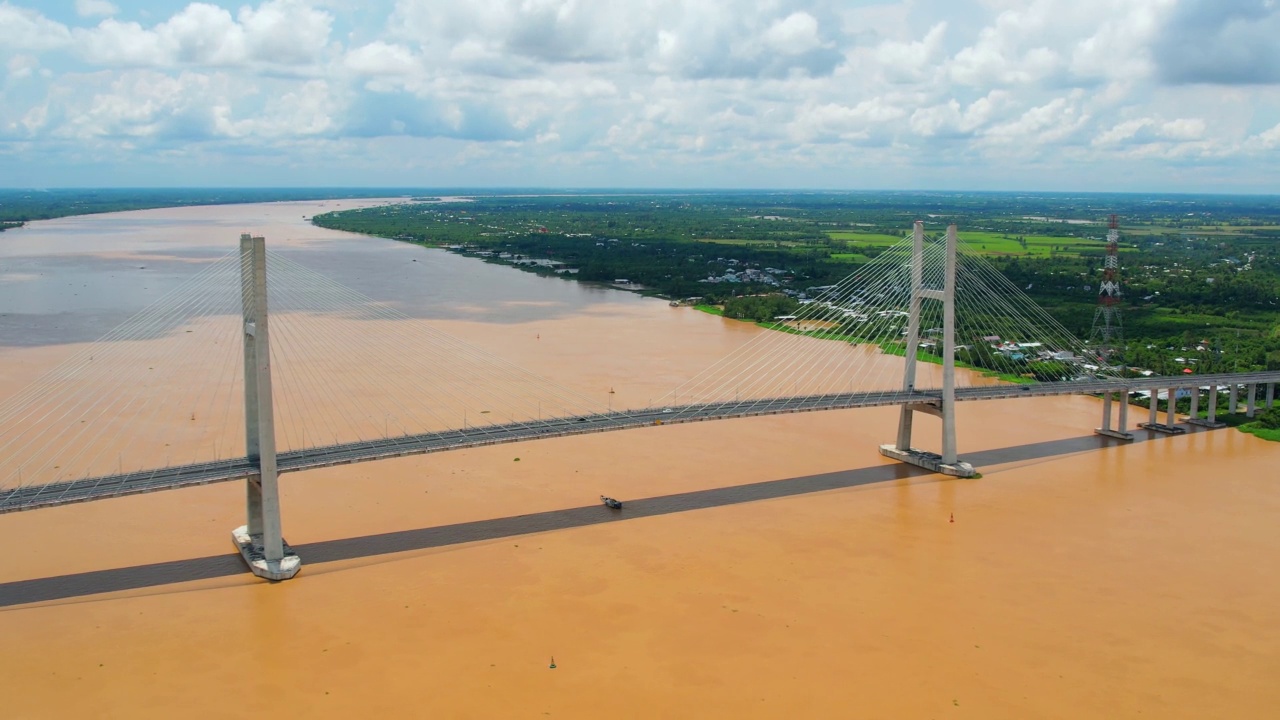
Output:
[
  {"xmin": 0, "ymin": 249, "xmax": 616, "ymax": 502},
  {"xmin": 654, "ymin": 231, "xmax": 1116, "ymax": 422}
]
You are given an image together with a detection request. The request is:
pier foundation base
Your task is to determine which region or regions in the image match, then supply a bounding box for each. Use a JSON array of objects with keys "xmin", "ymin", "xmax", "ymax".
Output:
[
  {"xmin": 1138, "ymin": 422, "xmax": 1186, "ymax": 435},
  {"xmin": 1094, "ymin": 428, "xmax": 1135, "ymax": 440},
  {"xmin": 232, "ymin": 525, "xmax": 301, "ymax": 581},
  {"xmin": 880, "ymin": 445, "xmax": 976, "ymax": 478}
]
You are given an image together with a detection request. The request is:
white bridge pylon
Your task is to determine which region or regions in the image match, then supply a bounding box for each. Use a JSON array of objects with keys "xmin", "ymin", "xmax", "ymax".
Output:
[
  {"xmin": 880, "ymin": 223, "xmax": 974, "ymax": 477},
  {"xmin": 235, "ymin": 234, "xmax": 298, "ymax": 581}
]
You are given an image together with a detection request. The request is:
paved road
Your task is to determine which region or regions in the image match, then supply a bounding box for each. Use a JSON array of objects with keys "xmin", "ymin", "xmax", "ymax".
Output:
[{"xmin": 3, "ymin": 370, "xmax": 1276, "ymax": 513}]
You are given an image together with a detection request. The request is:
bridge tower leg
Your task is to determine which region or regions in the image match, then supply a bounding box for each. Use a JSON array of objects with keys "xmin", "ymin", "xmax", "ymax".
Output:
[
  {"xmin": 880, "ymin": 224, "xmax": 975, "ymax": 478},
  {"xmin": 233, "ymin": 234, "xmax": 300, "ymax": 581},
  {"xmin": 893, "ymin": 222, "xmax": 925, "ymax": 452}
]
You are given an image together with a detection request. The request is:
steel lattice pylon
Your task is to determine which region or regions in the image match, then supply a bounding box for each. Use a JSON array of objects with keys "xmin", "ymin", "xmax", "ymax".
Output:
[{"xmin": 1089, "ymin": 214, "xmax": 1124, "ymax": 365}]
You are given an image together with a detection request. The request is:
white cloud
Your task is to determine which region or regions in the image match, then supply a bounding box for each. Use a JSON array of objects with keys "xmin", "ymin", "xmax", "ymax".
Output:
[
  {"xmin": 72, "ymin": 0, "xmax": 332, "ymax": 68},
  {"xmin": 1094, "ymin": 116, "xmax": 1208, "ymax": 146},
  {"xmin": 0, "ymin": 0, "xmax": 1277, "ymax": 190},
  {"xmin": 791, "ymin": 98, "xmax": 906, "ymax": 143},
  {"xmin": 982, "ymin": 94, "xmax": 1090, "ymax": 147},
  {"xmin": 868, "ymin": 22, "xmax": 947, "ymax": 84},
  {"xmin": 74, "ymin": 0, "xmax": 118, "ymax": 18},
  {"xmin": 1252, "ymin": 122, "xmax": 1280, "ymax": 150},
  {"xmin": 910, "ymin": 91, "xmax": 1010, "ymax": 137},
  {"xmin": 344, "ymin": 42, "xmax": 418, "ymax": 77},
  {"xmin": 0, "ymin": 2, "xmax": 73, "ymax": 51},
  {"xmin": 6, "ymin": 54, "xmax": 38, "ymax": 79},
  {"xmin": 763, "ymin": 12, "xmax": 822, "ymax": 55}
]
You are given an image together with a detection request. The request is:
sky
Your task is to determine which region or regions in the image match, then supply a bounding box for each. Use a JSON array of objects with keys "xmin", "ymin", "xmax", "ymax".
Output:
[{"xmin": 1, "ymin": 0, "xmax": 1279, "ymax": 191}]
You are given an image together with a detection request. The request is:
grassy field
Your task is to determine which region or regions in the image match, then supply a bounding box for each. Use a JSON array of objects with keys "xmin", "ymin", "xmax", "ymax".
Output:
[
  {"xmin": 826, "ymin": 232, "xmax": 906, "ymax": 245},
  {"xmin": 957, "ymin": 231, "xmax": 1106, "ymax": 256},
  {"xmin": 700, "ymin": 238, "xmax": 810, "ymax": 248},
  {"xmin": 826, "ymin": 230, "xmax": 1113, "ymax": 257},
  {"xmin": 829, "ymin": 252, "xmax": 871, "ymax": 263}
]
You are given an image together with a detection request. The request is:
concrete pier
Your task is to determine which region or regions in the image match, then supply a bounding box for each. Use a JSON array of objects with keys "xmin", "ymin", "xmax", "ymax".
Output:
[
  {"xmin": 1095, "ymin": 390, "xmax": 1134, "ymax": 440},
  {"xmin": 1189, "ymin": 383, "xmax": 1226, "ymax": 428},
  {"xmin": 1141, "ymin": 388, "xmax": 1185, "ymax": 435},
  {"xmin": 1246, "ymin": 384, "xmax": 1257, "ymax": 418}
]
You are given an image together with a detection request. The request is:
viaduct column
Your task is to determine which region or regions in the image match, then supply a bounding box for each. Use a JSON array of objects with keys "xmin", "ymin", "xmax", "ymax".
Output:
[
  {"xmin": 1188, "ymin": 382, "xmax": 1227, "ymax": 429},
  {"xmin": 234, "ymin": 234, "xmax": 300, "ymax": 581},
  {"xmin": 881, "ymin": 224, "xmax": 974, "ymax": 477},
  {"xmin": 1096, "ymin": 387, "xmax": 1134, "ymax": 440},
  {"xmin": 1141, "ymin": 386, "xmax": 1187, "ymax": 435}
]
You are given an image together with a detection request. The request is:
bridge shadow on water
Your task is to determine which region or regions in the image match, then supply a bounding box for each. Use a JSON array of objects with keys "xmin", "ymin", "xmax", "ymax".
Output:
[{"xmin": 0, "ymin": 431, "xmax": 1168, "ymax": 608}]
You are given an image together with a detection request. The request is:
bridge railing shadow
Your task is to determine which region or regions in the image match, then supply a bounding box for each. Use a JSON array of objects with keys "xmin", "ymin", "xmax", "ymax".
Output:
[{"xmin": 0, "ymin": 431, "xmax": 1164, "ymax": 608}]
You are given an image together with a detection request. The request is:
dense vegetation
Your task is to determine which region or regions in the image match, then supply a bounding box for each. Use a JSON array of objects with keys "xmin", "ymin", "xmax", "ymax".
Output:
[{"xmin": 312, "ymin": 192, "xmax": 1280, "ymax": 375}]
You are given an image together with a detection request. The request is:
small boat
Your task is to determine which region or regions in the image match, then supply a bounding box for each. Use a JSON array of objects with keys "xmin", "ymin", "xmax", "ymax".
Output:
[{"xmin": 601, "ymin": 495, "xmax": 622, "ymax": 510}]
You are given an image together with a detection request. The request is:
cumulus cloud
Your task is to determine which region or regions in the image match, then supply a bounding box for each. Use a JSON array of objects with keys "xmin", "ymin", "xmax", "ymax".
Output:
[
  {"xmin": 0, "ymin": 0, "xmax": 1277, "ymax": 189},
  {"xmin": 1251, "ymin": 122, "xmax": 1280, "ymax": 150},
  {"xmin": 0, "ymin": 2, "xmax": 73, "ymax": 51},
  {"xmin": 1094, "ymin": 117, "xmax": 1208, "ymax": 146},
  {"xmin": 344, "ymin": 42, "xmax": 419, "ymax": 77},
  {"xmin": 74, "ymin": 0, "xmax": 118, "ymax": 18},
  {"xmin": 1152, "ymin": 0, "xmax": 1280, "ymax": 84},
  {"xmin": 391, "ymin": 0, "xmax": 843, "ymax": 79},
  {"xmin": 73, "ymin": 0, "xmax": 333, "ymax": 68},
  {"xmin": 6, "ymin": 54, "xmax": 39, "ymax": 79},
  {"xmin": 910, "ymin": 91, "xmax": 1010, "ymax": 138}
]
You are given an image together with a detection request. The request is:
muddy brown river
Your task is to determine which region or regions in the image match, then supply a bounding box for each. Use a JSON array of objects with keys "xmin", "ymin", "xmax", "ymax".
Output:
[{"xmin": 0, "ymin": 201, "xmax": 1277, "ymax": 718}]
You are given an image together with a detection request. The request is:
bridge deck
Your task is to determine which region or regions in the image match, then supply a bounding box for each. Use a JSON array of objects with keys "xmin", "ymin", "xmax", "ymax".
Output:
[{"xmin": 3, "ymin": 371, "xmax": 1277, "ymax": 513}]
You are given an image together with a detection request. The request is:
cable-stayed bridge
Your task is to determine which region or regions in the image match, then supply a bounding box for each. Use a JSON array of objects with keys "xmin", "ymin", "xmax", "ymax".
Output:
[{"xmin": 2, "ymin": 226, "xmax": 1276, "ymax": 579}]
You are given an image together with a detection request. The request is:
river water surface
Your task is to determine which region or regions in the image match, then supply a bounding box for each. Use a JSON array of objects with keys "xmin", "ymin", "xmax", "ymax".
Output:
[{"xmin": 0, "ymin": 201, "xmax": 1277, "ymax": 718}]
